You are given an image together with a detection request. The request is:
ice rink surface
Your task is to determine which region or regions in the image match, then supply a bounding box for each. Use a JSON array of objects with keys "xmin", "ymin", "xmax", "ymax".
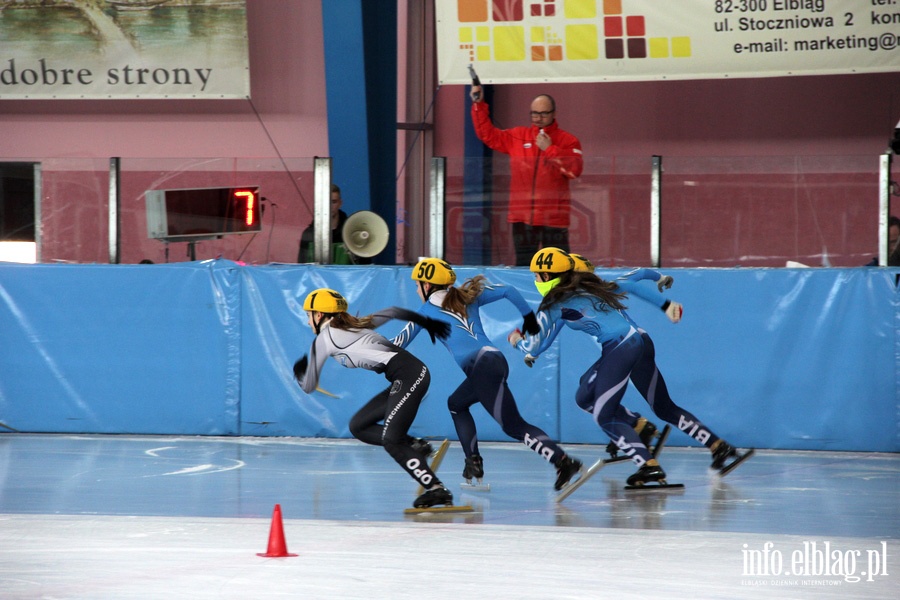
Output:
[{"xmin": 0, "ymin": 434, "xmax": 897, "ymax": 599}]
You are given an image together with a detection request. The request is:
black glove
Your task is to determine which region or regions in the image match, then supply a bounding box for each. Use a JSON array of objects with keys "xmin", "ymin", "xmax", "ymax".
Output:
[
  {"xmin": 292, "ymin": 355, "xmax": 308, "ymax": 384},
  {"xmin": 422, "ymin": 317, "xmax": 451, "ymax": 343},
  {"xmin": 522, "ymin": 311, "xmax": 540, "ymax": 335},
  {"xmin": 385, "ymin": 307, "xmax": 451, "ymax": 343}
]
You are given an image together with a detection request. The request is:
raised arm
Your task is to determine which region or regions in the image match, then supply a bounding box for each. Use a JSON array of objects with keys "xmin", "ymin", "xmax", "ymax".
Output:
[{"xmin": 371, "ymin": 306, "xmax": 450, "ymax": 343}]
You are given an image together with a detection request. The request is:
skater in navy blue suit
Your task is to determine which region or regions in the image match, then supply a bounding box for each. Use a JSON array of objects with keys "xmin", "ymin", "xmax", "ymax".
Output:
[
  {"xmin": 392, "ymin": 258, "xmax": 582, "ymax": 490},
  {"xmin": 510, "ymin": 248, "xmax": 751, "ymax": 485}
]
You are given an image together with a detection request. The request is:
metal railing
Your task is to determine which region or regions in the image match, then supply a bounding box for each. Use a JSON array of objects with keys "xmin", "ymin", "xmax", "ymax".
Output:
[{"xmin": 1, "ymin": 152, "xmax": 895, "ymax": 267}]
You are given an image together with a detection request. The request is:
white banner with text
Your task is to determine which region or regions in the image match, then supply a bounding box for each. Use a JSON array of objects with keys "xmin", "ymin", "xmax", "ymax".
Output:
[
  {"xmin": 437, "ymin": 0, "xmax": 900, "ymax": 84},
  {"xmin": 0, "ymin": 0, "xmax": 249, "ymax": 100}
]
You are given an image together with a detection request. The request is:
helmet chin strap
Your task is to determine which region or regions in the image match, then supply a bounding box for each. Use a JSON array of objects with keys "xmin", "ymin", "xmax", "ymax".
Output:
[
  {"xmin": 420, "ymin": 281, "xmax": 438, "ymax": 302},
  {"xmin": 312, "ymin": 313, "xmax": 332, "ymax": 335}
]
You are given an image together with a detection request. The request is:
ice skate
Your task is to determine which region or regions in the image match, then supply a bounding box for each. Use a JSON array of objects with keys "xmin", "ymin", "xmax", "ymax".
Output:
[
  {"xmin": 405, "ymin": 485, "xmax": 474, "ymax": 515},
  {"xmin": 554, "ymin": 455, "xmax": 583, "ymax": 491},
  {"xmin": 409, "ymin": 437, "xmax": 434, "ymax": 458},
  {"xmin": 635, "ymin": 417, "xmax": 658, "ymax": 448},
  {"xmin": 556, "ymin": 456, "xmax": 606, "ymax": 502},
  {"xmin": 710, "ymin": 440, "xmax": 754, "ymax": 477},
  {"xmin": 606, "ymin": 418, "xmax": 662, "ymax": 459},
  {"xmin": 460, "ymin": 454, "xmax": 490, "ymax": 491},
  {"xmin": 413, "ymin": 485, "xmax": 453, "ymax": 508},
  {"xmin": 624, "ymin": 460, "xmax": 684, "ymax": 491},
  {"xmin": 604, "ymin": 439, "xmax": 621, "ymax": 458}
]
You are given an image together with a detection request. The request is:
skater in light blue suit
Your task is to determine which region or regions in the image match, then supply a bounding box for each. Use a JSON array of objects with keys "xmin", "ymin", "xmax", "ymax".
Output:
[
  {"xmin": 392, "ymin": 258, "xmax": 582, "ymax": 491},
  {"xmin": 510, "ymin": 248, "xmax": 750, "ymax": 486}
]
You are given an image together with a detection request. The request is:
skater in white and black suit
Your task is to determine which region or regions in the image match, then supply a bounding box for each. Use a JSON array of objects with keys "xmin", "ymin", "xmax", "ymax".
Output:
[
  {"xmin": 392, "ymin": 258, "xmax": 583, "ymax": 491},
  {"xmin": 293, "ymin": 288, "xmax": 455, "ymax": 509},
  {"xmin": 510, "ymin": 248, "xmax": 749, "ymax": 487}
]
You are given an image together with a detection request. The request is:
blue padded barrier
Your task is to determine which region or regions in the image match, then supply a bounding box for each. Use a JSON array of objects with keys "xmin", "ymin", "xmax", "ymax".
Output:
[
  {"xmin": 0, "ymin": 261, "xmax": 241, "ymax": 435},
  {"xmin": 1, "ymin": 260, "xmax": 897, "ymax": 451}
]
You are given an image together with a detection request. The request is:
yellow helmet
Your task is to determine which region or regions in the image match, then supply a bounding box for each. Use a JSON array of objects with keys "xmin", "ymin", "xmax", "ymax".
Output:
[
  {"xmin": 303, "ymin": 288, "xmax": 348, "ymax": 313},
  {"xmin": 411, "ymin": 257, "xmax": 456, "ymax": 286},
  {"xmin": 529, "ymin": 247, "xmax": 574, "ymax": 274},
  {"xmin": 570, "ymin": 253, "xmax": 594, "ymax": 273}
]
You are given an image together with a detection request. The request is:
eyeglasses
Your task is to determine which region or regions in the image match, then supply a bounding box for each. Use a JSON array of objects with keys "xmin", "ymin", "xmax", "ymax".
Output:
[{"xmin": 530, "ymin": 110, "xmax": 554, "ymax": 118}]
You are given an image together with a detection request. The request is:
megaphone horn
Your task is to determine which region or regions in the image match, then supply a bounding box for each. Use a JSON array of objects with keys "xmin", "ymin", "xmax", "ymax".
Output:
[{"xmin": 341, "ymin": 210, "xmax": 389, "ymax": 258}]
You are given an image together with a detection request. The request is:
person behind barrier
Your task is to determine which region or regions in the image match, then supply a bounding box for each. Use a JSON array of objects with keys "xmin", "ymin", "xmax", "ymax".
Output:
[
  {"xmin": 298, "ymin": 184, "xmax": 371, "ymax": 264},
  {"xmin": 865, "ymin": 214, "xmax": 900, "ymax": 266},
  {"xmin": 509, "ymin": 248, "xmax": 752, "ymax": 487},
  {"xmin": 391, "ymin": 258, "xmax": 583, "ymax": 491},
  {"xmin": 469, "ymin": 85, "xmax": 583, "ymax": 266},
  {"xmin": 292, "ymin": 288, "xmax": 452, "ymax": 510},
  {"xmin": 891, "ymin": 215, "xmax": 900, "ymax": 266}
]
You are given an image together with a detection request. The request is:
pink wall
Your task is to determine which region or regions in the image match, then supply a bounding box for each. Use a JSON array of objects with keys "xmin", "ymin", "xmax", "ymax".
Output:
[
  {"xmin": 0, "ymin": 1, "xmax": 328, "ymax": 264},
  {"xmin": 434, "ymin": 73, "xmax": 900, "ymax": 158},
  {"xmin": 1, "ymin": 0, "xmax": 897, "ymax": 265},
  {"xmin": 0, "ymin": 1, "xmax": 329, "ymax": 160},
  {"xmin": 434, "ymin": 73, "xmax": 899, "ymax": 266}
]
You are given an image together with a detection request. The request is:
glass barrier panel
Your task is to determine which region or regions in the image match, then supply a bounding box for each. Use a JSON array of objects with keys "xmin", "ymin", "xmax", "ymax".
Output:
[
  {"xmin": 35, "ymin": 157, "xmax": 110, "ymax": 264},
  {"xmin": 2, "ymin": 153, "xmax": 888, "ymax": 267},
  {"xmin": 660, "ymin": 155, "xmax": 879, "ymax": 268},
  {"xmin": 442, "ymin": 155, "xmax": 652, "ymax": 267},
  {"xmin": 570, "ymin": 155, "xmax": 654, "ymax": 268},
  {"xmin": 119, "ymin": 158, "xmax": 315, "ymax": 265}
]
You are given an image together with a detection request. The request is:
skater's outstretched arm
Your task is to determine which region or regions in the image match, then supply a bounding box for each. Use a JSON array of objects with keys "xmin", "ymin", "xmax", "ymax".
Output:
[
  {"xmin": 508, "ymin": 306, "xmax": 564, "ymax": 359},
  {"xmin": 390, "ymin": 318, "xmax": 422, "ymax": 349},
  {"xmin": 478, "ymin": 281, "xmax": 541, "ymax": 335},
  {"xmin": 371, "ymin": 306, "xmax": 450, "ymax": 343},
  {"xmin": 615, "ymin": 269, "xmax": 682, "ymax": 323}
]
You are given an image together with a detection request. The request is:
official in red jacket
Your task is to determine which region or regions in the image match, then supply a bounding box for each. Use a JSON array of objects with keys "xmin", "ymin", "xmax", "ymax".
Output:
[{"xmin": 471, "ymin": 87, "xmax": 583, "ymax": 266}]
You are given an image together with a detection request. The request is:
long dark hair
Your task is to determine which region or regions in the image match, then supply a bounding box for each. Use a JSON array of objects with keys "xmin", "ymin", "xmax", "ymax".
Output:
[{"xmin": 538, "ymin": 271, "xmax": 627, "ymax": 313}]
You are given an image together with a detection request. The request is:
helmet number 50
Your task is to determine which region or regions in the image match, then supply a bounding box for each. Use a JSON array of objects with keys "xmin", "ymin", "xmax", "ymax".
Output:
[{"xmin": 417, "ymin": 263, "xmax": 436, "ymax": 280}]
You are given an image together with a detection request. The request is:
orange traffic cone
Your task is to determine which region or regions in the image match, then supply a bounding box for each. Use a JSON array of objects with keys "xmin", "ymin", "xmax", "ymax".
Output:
[{"xmin": 257, "ymin": 504, "xmax": 297, "ymax": 557}]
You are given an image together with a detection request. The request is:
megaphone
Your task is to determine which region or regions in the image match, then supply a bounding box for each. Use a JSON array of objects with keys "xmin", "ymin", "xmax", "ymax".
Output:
[{"xmin": 341, "ymin": 210, "xmax": 389, "ymax": 258}]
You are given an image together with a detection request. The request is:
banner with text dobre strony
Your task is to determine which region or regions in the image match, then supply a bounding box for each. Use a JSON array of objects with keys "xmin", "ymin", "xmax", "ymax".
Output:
[
  {"xmin": 0, "ymin": 0, "xmax": 249, "ymax": 100},
  {"xmin": 437, "ymin": 0, "xmax": 900, "ymax": 84}
]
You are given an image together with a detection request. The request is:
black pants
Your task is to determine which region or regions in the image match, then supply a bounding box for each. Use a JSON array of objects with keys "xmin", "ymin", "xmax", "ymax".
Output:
[
  {"xmin": 512, "ymin": 223, "xmax": 569, "ymax": 266},
  {"xmin": 348, "ymin": 352, "xmax": 442, "ymax": 489}
]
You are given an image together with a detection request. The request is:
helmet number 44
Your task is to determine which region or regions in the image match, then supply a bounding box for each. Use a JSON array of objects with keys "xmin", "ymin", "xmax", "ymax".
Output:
[{"xmin": 535, "ymin": 252, "xmax": 554, "ymax": 270}]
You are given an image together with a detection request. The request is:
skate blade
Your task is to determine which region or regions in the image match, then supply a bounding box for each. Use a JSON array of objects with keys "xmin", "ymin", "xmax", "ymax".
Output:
[
  {"xmin": 404, "ymin": 504, "xmax": 474, "ymax": 515},
  {"xmin": 718, "ymin": 448, "xmax": 755, "ymax": 477},
  {"xmin": 460, "ymin": 481, "xmax": 491, "ymax": 492},
  {"xmin": 556, "ymin": 460, "xmax": 603, "ymax": 503},
  {"xmin": 603, "ymin": 425, "xmax": 671, "ymax": 463},
  {"xmin": 415, "ymin": 439, "xmax": 450, "ymax": 496},
  {"xmin": 624, "ymin": 482, "xmax": 685, "ymax": 492},
  {"xmin": 651, "ymin": 425, "xmax": 671, "ymax": 459}
]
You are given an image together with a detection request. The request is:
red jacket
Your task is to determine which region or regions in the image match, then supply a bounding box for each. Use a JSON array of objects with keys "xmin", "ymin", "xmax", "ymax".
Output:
[{"xmin": 471, "ymin": 101, "xmax": 583, "ymax": 228}]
